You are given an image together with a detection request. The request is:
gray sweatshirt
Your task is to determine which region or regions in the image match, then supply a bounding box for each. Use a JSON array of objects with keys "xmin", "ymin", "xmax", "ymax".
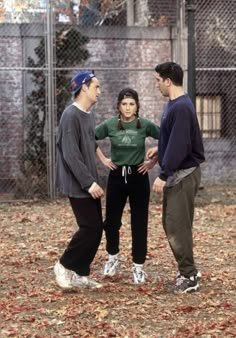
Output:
[{"xmin": 56, "ymin": 104, "xmax": 98, "ymax": 198}]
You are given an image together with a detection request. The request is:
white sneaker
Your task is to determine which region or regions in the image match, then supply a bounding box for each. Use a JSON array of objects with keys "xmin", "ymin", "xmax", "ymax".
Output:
[
  {"xmin": 72, "ymin": 274, "xmax": 103, "ymax": 289},
  {"xmin": 104, "ymin": 254, "xmax": 119, "ymax": 276},
  {"xmin": 54, "ymin": 261, "xmax": 73, "ymax": 289},
  {"xmin": 133, "ymin": 264, "xmax": 147, "ymax": 284},
  {"xmin": 54, "ymin": 261, "xmax": 103, "ymax": 289}
]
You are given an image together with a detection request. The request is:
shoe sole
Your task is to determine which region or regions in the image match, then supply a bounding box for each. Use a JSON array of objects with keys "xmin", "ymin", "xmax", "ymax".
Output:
[
  {"xmin": 174, "ymin": 284, "xmax": 199, "ymax": 294},
  {"xmin": 89, "ymin": 284, "xmax": 103, "ymax": 289},
  {"xmin": 71, "ymin": 276, "xmax": 103, "ymax": 289},
  {"xmin": 71, "ymin": 282, "xmax": 103, "ymax": 289},
  {"xmin": 183, "ymin": 284, "xmax": 200, "ymax": 293},
  {"xmin": 55, "ymin": 278, "xmax": 103, "ymax": 290},
  {"xmin": 104, "ymin": 270, "xmax": 117, "ymax": 277},
  {"xmin": 55, "ymin": 277, "xmax": 73, "ymax": 290}
]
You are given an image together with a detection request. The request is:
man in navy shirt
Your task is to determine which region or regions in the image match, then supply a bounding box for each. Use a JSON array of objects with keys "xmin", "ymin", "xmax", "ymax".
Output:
[{"xmin": 147, "ymin": 62, "xmax": 205, "ymax": 293}]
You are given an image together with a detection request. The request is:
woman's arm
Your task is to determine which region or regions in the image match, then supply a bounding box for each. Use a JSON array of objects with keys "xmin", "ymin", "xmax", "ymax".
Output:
[{"xmin": 96, "ymin": 146, "xmax": 117, "ymax": 170}]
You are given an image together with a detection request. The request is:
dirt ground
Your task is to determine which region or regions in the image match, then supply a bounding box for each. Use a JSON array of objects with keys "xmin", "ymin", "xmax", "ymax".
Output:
[{"xmin": 0, "ymin": 185, "xmax": 236, "ymax": 337}]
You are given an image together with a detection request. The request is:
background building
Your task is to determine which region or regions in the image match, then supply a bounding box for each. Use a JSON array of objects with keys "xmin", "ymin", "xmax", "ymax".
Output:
[{"xmin": 0, "ymin": 0, "xmax": 235, "ymax": 199}]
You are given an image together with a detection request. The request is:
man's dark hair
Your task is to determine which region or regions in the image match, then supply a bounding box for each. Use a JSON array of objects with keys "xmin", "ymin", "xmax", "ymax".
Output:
[{"xmin": 155, "ymin": 62, "xmax": 183, "ymax": 86}]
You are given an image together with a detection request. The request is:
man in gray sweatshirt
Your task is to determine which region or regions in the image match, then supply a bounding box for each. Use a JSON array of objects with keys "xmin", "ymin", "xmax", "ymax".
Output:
[{"xmin": 54, "ymin": 70, "xmax": 104, "ymax": 289}]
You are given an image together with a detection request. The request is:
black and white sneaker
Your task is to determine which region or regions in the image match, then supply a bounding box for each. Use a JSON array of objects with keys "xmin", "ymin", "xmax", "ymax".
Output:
[
  {"xmin": 174, "ymin": 275, "xmax": 199, "ymax": 293},
  {"xmin": 176, "ymin": 270, "xmax": 202, "ymax": 280},
  {"xmin": 133, "ymin": 264, "xmax": 147, "ymax": 284},
  {"xmin": 104, "ymin": 254, "xmax": 119, "ymax": 276}
]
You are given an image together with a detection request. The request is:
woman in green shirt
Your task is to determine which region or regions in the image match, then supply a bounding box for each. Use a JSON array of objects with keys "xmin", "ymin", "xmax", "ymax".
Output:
[{"xmin": 96, "ymin": 88, "xmax": 160, "ymax": 284}]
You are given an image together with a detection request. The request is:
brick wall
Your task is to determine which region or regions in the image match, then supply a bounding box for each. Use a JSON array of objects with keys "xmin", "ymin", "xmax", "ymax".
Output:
[
  {"xmin": 0, "ymin": 27, "xmax": 24, "ymax": 191},
  {"xmin": 0, "ymin": 24, "xmax": 174, "ymax": 192},
  {"xmin": 0, "ymin": 22, "xmax": 235, "ymax": 195}
]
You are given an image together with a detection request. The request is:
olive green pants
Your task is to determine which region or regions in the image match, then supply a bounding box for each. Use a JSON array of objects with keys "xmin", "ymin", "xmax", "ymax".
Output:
[{"xmin": 162, "ymin": 167, "xmax": 201, "ymax": 278}]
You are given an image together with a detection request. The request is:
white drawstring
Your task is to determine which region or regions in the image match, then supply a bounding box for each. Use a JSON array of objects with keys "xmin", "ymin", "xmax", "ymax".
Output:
[{"xmin": 122, "ymin": 165, "xmax": 132, "ymax": 183}]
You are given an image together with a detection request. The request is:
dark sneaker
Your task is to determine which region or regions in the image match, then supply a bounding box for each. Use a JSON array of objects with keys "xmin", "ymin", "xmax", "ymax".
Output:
[
  {"xmin": 174, "ymin": 275, "xmax": 199, "ymax": 293},
  {"xmin": 176, "ymin": 270, "xmax": 202, "ymax": 280}
]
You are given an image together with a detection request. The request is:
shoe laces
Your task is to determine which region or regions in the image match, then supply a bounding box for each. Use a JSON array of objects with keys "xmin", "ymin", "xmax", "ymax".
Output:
[
  {"xmin": 133, "ymin": 266, "xmax": 147, "ymax": 281},
  {"xmin": 71, "ymin": 272, "xmax": 82, "ymax": 284},
  {"xmin": 86, "ymin": 277, "xmax": 102, "ymax": 288},
  {"xmin": 175, "ymin": 275, "xmax": 187, "ymax": 286},
  {"xmin": 108, "ymin": 258, "xmax": 116, "ymax": 265},
  {"xmin": 106, "ymin": 257, "xmax": 118, "ymax": 268},
  {"xmin": 109, "ymin": 255, "xmax": 118, "ymax": 263},
  {"xmin": 72, "ymin": 274, "xmax": 102, "ymax": 288}
]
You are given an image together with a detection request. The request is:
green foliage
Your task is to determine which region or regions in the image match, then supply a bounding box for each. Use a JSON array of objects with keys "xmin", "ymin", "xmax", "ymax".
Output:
[{"xmin": 21, "ymin": 27, "xmax": 90, "ymax": 194}]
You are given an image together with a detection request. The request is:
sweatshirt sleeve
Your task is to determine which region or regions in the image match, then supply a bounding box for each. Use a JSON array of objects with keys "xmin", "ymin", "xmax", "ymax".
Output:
[
  {"xmin": 95, "ymin": 120, "xmax": 108, "ymax": 140},
  {"xmin": 146, "ymin": 119, "xmax": 160, "ymax": 139},
  {"xmin": 159, "ymin": 106, "xmax": 192, "ymax": 180},
  {"xmin": 60, "ymin": 117, "xmax": 96, "ymax": 190}
]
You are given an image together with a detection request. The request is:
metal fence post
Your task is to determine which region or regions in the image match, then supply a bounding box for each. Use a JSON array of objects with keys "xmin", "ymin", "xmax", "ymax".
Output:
[
  {"xmin": 176, "ymin": 0, "xmax": 185, "ymax": 67},
  {"xmin": 46, "ymin": 0, "xmax": 56, "ymax": 199},
  {"xmin": 127, "ymin": 0, "xmax": 134, "ymax": 26},
  {"xmin": 187, "ymin": 0, "xmax": 196, "ymax": 106}
]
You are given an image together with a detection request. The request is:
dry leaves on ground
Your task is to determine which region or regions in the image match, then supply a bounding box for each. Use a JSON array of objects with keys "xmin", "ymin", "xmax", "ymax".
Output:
[{"xmin": 0, "ymin": 186, "xmax": 236, "ymax": 337}]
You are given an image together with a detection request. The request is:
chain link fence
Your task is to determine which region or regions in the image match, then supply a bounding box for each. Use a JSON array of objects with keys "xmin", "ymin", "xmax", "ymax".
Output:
[
  {"xmin": 0, "ymin": 1, "xmax": 235, "ymax": 200},
  {"xmin": 195, "ymin": 0, "xmax": 236, "ymax": 184}
]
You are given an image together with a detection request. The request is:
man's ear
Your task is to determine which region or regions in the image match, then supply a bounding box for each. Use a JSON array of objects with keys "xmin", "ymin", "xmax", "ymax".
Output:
[
  {"xmin": 165, "ymin": 78, "xmax": 172, "ymax": 86},
  {"xmin": 81, "ymin": 83, "xmax": 87, "ymax": 92}
]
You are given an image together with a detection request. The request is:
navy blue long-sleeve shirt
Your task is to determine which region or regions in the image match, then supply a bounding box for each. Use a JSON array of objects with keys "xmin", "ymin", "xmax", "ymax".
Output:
[{"xmin": 158, "ymin": 94, "xmax": 205, "ymax": 181}]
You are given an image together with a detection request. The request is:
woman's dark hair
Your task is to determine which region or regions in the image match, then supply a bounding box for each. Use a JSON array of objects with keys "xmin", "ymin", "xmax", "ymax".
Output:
[
  {"xmin": 117, "ymin": 88, "xmax": 141, "ymax": 130},
  {"xmin": 155, "ymin": 62, "xmax": 183, "ymax": 86}
]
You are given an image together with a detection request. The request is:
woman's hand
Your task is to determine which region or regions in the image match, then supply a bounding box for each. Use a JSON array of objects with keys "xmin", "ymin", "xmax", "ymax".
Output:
[
  {"xmin": 103, "ymin": 158, "xmax": 117, "ymax": 170},
  {"xmin": 96, "ymin": 146, "xmax": 117, "ymax": 170},
  {"xmin": 138, "ymin": 157, "xmax": 158, "ymax": 175}
]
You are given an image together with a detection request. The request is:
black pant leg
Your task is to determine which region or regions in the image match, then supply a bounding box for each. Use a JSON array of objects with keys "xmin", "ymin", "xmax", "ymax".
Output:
[
  {"xmin": 60, "ymin": 197, "xmax": 103, "ymax": 276},
  {"xmin": 128, "ymin": 173, "xmax": 150, "ymax": 264},
  {"xmin": 105, "ymin": 172, "xmax": 128, "ymax": 255}
]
